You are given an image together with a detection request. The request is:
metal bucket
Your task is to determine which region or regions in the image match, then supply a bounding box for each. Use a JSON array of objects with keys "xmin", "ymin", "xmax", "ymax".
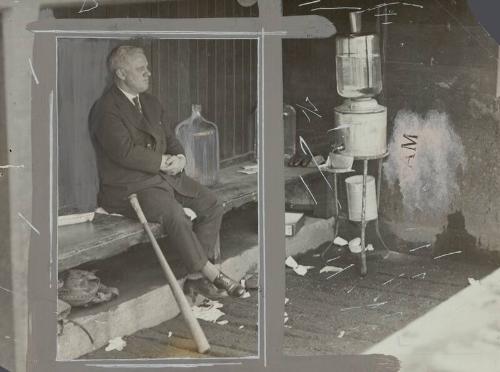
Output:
[{"xmin": 345, "ymin": 175, "xmax": 378, "ymax": 221}]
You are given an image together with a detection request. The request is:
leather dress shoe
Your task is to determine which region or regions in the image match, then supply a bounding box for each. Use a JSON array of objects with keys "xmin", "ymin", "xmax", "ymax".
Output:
[
  {"xmin": 213, "ymin": 272, "xmax": 246, "ymax": 298},
  {"xmin": 183, "ymin": 277, "xmax": 228, "ymax": 300}
]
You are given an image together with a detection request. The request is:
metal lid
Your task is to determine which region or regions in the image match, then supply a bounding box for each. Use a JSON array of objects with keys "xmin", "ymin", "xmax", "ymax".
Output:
[{"xmin": 335, "ymin": 98, "xmax": 386, "ymax": 114}]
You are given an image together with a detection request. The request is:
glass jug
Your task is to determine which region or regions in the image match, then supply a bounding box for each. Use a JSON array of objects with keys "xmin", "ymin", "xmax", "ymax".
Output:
[
  {"xmin": 336, "ymin": 34, "xmax": 382, "ymax": 99},
  {"xmin": 175, "ymin": 104, "xmax": 219, "ymax": 186}
]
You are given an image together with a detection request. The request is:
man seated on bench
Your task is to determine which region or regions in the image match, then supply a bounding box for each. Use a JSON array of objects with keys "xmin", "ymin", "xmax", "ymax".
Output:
[{"xmin": 89, "ymin": 45, "xmax": 245, "ymax": 299}]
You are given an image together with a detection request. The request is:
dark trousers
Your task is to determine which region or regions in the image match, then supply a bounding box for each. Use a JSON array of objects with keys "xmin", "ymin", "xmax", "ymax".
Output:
[{"xmin": 122, "ymin": 184, "xmax": 224, "ymax": 273}]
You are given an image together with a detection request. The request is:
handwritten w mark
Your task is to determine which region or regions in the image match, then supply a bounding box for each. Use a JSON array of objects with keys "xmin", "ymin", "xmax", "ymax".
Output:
[{"xmin": 401, "ymin": 134, "xmax": 418, "ymax": 168}]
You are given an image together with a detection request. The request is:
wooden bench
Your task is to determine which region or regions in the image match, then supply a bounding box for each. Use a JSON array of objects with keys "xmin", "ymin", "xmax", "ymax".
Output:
[{"xmin": 58, "ymin": 162, "xmax": 319, "ymax": 272}]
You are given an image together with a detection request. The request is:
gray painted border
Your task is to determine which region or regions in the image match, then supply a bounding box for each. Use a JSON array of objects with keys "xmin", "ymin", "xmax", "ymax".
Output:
[{"xmin": 27, "ymin": 6, "xmax": 398, "ymax": 372}]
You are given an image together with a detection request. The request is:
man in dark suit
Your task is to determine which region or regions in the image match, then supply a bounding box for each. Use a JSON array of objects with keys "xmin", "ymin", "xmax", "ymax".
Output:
[{"xmin": 90, "ymin": 45, "xmax": 245, "ymax": 298}]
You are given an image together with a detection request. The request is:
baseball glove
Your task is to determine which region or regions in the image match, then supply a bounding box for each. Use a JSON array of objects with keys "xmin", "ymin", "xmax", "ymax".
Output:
[{"xmin": 58, "ymin": 269, "xmax": 119, "ymax": 307}]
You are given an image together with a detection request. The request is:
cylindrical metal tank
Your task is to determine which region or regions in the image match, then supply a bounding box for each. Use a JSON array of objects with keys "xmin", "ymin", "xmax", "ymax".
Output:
[{"xmin": 334, "ymin": 98, "xmax": 387, "ymax": 157}]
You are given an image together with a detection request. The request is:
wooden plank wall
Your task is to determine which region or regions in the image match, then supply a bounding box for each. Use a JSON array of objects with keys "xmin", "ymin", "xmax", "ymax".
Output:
[
  {"xmin": 57, "ymin": 39, "xmax": 153, "ymax": 214},
  {"xmin": 153, "ymin": 1, "xmax": 258, "ymax": 162},
  {"xmin": 155, "ymin": 38, "xmax": 257, "ymax": 162},
  {"xmin": 54, "ymin": 1, "xmax": 258, "ymax": 213}
]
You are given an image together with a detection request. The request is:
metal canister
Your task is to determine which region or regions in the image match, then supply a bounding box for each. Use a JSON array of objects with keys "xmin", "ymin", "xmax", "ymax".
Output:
[{"xmin": 333, "ymin": 98, "xmax": 387, "ymax": 158}]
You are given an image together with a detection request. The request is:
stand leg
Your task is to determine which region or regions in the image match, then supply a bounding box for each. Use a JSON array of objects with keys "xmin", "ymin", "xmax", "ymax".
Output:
[
  {"xmin": 375, "ymin": 158, "xmax": 390, "ymax": 255},
  {"xmin": 322, "ymin": 173, "xmax": 339, "ymax": 259},
  {"xmin": 360, "ymin": 160, "xmax": 368, "ymax": 276},
  {"xmin": 334, "ymin": 173, "xmax": 339, "ymax": 239}
]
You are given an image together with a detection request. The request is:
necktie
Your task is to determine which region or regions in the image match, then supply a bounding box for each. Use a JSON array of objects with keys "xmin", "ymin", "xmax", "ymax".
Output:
[{"xmin": 132, "ymin": 96, "xmax": 142, "ymax": 114}]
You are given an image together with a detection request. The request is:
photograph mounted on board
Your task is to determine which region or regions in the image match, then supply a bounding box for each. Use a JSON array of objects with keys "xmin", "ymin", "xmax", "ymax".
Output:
[
  {"xmin": 280, "ymin": 0, "xmax": 500, "ymax": 367},
  {"xmin": 55, "ymin": 30, "xmax": 260, "ymax": 359}
]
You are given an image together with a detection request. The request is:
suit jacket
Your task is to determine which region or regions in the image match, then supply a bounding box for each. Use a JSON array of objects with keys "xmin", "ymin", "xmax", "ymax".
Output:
[{"xmin": 89, "ymin": 85, "xmax": 202, "ymax": 211}]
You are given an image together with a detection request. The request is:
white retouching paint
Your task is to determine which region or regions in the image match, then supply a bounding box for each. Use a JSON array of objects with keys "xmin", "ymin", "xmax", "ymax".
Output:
[{"xmin": 384, "ymin": 110, "xmax": 467, "ymax": 217}]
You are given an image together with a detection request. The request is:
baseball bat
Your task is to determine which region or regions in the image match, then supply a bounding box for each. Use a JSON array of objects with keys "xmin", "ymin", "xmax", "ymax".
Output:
[{"xmin": 128, "ymin": 193, "xmax": 210, "ymax": 354}]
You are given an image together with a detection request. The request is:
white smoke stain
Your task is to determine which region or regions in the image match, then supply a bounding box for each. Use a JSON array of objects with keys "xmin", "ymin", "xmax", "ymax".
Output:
[{"xmin": 384, "ymin": 110, "xmax": 466, "ymax": 214}]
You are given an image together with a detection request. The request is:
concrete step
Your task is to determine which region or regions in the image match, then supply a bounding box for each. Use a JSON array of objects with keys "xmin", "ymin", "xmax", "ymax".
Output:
[{"xmin": 57, "ymin": 215, "xmax": 334, "ymax": 360}]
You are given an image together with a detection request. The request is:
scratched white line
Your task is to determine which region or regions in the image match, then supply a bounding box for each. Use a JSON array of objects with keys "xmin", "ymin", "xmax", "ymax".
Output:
[
  {"xmin": 299, "ymin": 136, "xmax": 333, "ymax": 191},
  {"xmin": 298, "ymin": 0, "xmax": 321, "ymax": 7},
  {"xmin": 362, "ymin": 1, "xmax": 423, "ymax": 13},
  {"xmin": 434, "ymin": 250, "xmax": 462, "ymax": 259},
  {"xmin": 299, "ymin": 176, "xmax": 318, "ymax": 205},
  {"xmin": 382, "ymin": 278, "xmax": 394, "ymax": 286},
  {"xmin": 411, "ymin": 272, "xmax": 426, "ymax": 279},
  {"xmin": 409, "ymin": 243, "xmax": 431, "ymax": 252},
  {"xmin": 301, "ymin": 109, "xmax": 311, "ymax": 123},
  {"xmin": 366, "ymin": 301, "xmax": 388, "ymax": 308},
  {"xmin": 340, "ymin": 305, "xmax": 363, "ymax": 311},
  {"xmin": 305, "ymin": 96, "xmax": 319, "ymax": 111},
  {"xmin": 402, "ymin": 2, "xmax": 423, "ymax": 8},
  {"xmin": 17, "ymin": 213, "xmax": 40, "ymax": 235},
  {"xmin": 382, "ymin": 22, "xmax": 393, "ymax": 25},
  {"xmin": 374, "ymin": 12, "xmax": 398, "ymax": 16},
  {"xmin": 296, "ymin": 104, "xmax": 322, "ymax": 118},
  {"xmin": 326, "ymin": 263, "xmax": 354, "ymax": 280},
  {"xmin": 311, "ymin": 7, "xmax": 362, "ymax": 11},
  {"xmin": 79, "ymin": 0, "xmax": 99, "ymax": 13},
  {"xmin": 0, "ymin": 164, "xmax": 25, "ymax": 169},
  {"xmin": 361, "ymin": 2, "xmax": 401, "ymax": 13},
  {"xmin": 28, "ymin": 58, "xmax": 40, "ymax": 85}
]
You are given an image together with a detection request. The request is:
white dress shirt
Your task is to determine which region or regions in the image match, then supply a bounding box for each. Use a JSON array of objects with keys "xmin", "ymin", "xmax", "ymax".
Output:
[{"xmin": 117, "ymin": 86, "xmax": 142, "ymax": 112}]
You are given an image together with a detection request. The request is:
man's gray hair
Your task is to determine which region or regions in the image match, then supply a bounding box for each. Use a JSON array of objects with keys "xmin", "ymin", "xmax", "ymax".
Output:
[{"xmin": 108, "ymin": 45, "xmax": 145, "ymax": 74}]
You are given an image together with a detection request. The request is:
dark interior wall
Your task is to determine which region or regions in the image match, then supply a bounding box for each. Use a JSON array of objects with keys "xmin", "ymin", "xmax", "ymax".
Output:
[
  {"xmin": 284, "ymin": 0, "xmax": 500, "ymax": 254},
  {"xmin": 55, "ymin": 1, "xmax": 258, "ymax": 214},
  {"xmin": 0, "ymin": 12, "xmax": 15, "ymax": 371},
  {"xmin": 283, "ymin": 0, "xmax": 386, "ymax": 152},
  {"xmin": 378, "ymin": 1, "xmax": 500, "ymax": 254}
]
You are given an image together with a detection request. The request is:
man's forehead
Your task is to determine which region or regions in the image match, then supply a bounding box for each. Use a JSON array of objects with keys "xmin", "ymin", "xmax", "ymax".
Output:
[{"xmin": 126, "ymin": 51, "xmax": 148, "ymax": 65}]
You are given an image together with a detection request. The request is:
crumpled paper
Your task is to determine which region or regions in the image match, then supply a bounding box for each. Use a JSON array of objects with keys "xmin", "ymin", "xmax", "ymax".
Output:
[
  {"xmin": 285, "ymin": 256, "xmax": 314, "ymax": 276},
  {"xmin": 105, "ymin": 337, "xmax": 126, "ymax": 352},
  {"xmin": 334, "ymin": 237, "xmax": 348, "ymax": 246},
  {"xmin": 241, "ymin": 291, "xmax": 251, "ymax": 298},
  {"xmin": 468, "ymin": 277, "xmax": 480, "ymax": 286},
  {"xmin": 192, "ymin": 299, "xmax": 225, "ymax": 323}
]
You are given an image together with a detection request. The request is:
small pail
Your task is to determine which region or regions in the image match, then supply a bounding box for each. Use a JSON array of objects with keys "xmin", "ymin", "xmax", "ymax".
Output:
[{"xmin": 345, "ymin": 175, "xmax": 378, "ymax": 221}]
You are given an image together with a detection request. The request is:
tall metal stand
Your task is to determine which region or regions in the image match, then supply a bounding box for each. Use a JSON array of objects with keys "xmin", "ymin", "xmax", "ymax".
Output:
[{"xmin": 322, "ymin": 151, "xmax": 389, "ymax": 276}]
